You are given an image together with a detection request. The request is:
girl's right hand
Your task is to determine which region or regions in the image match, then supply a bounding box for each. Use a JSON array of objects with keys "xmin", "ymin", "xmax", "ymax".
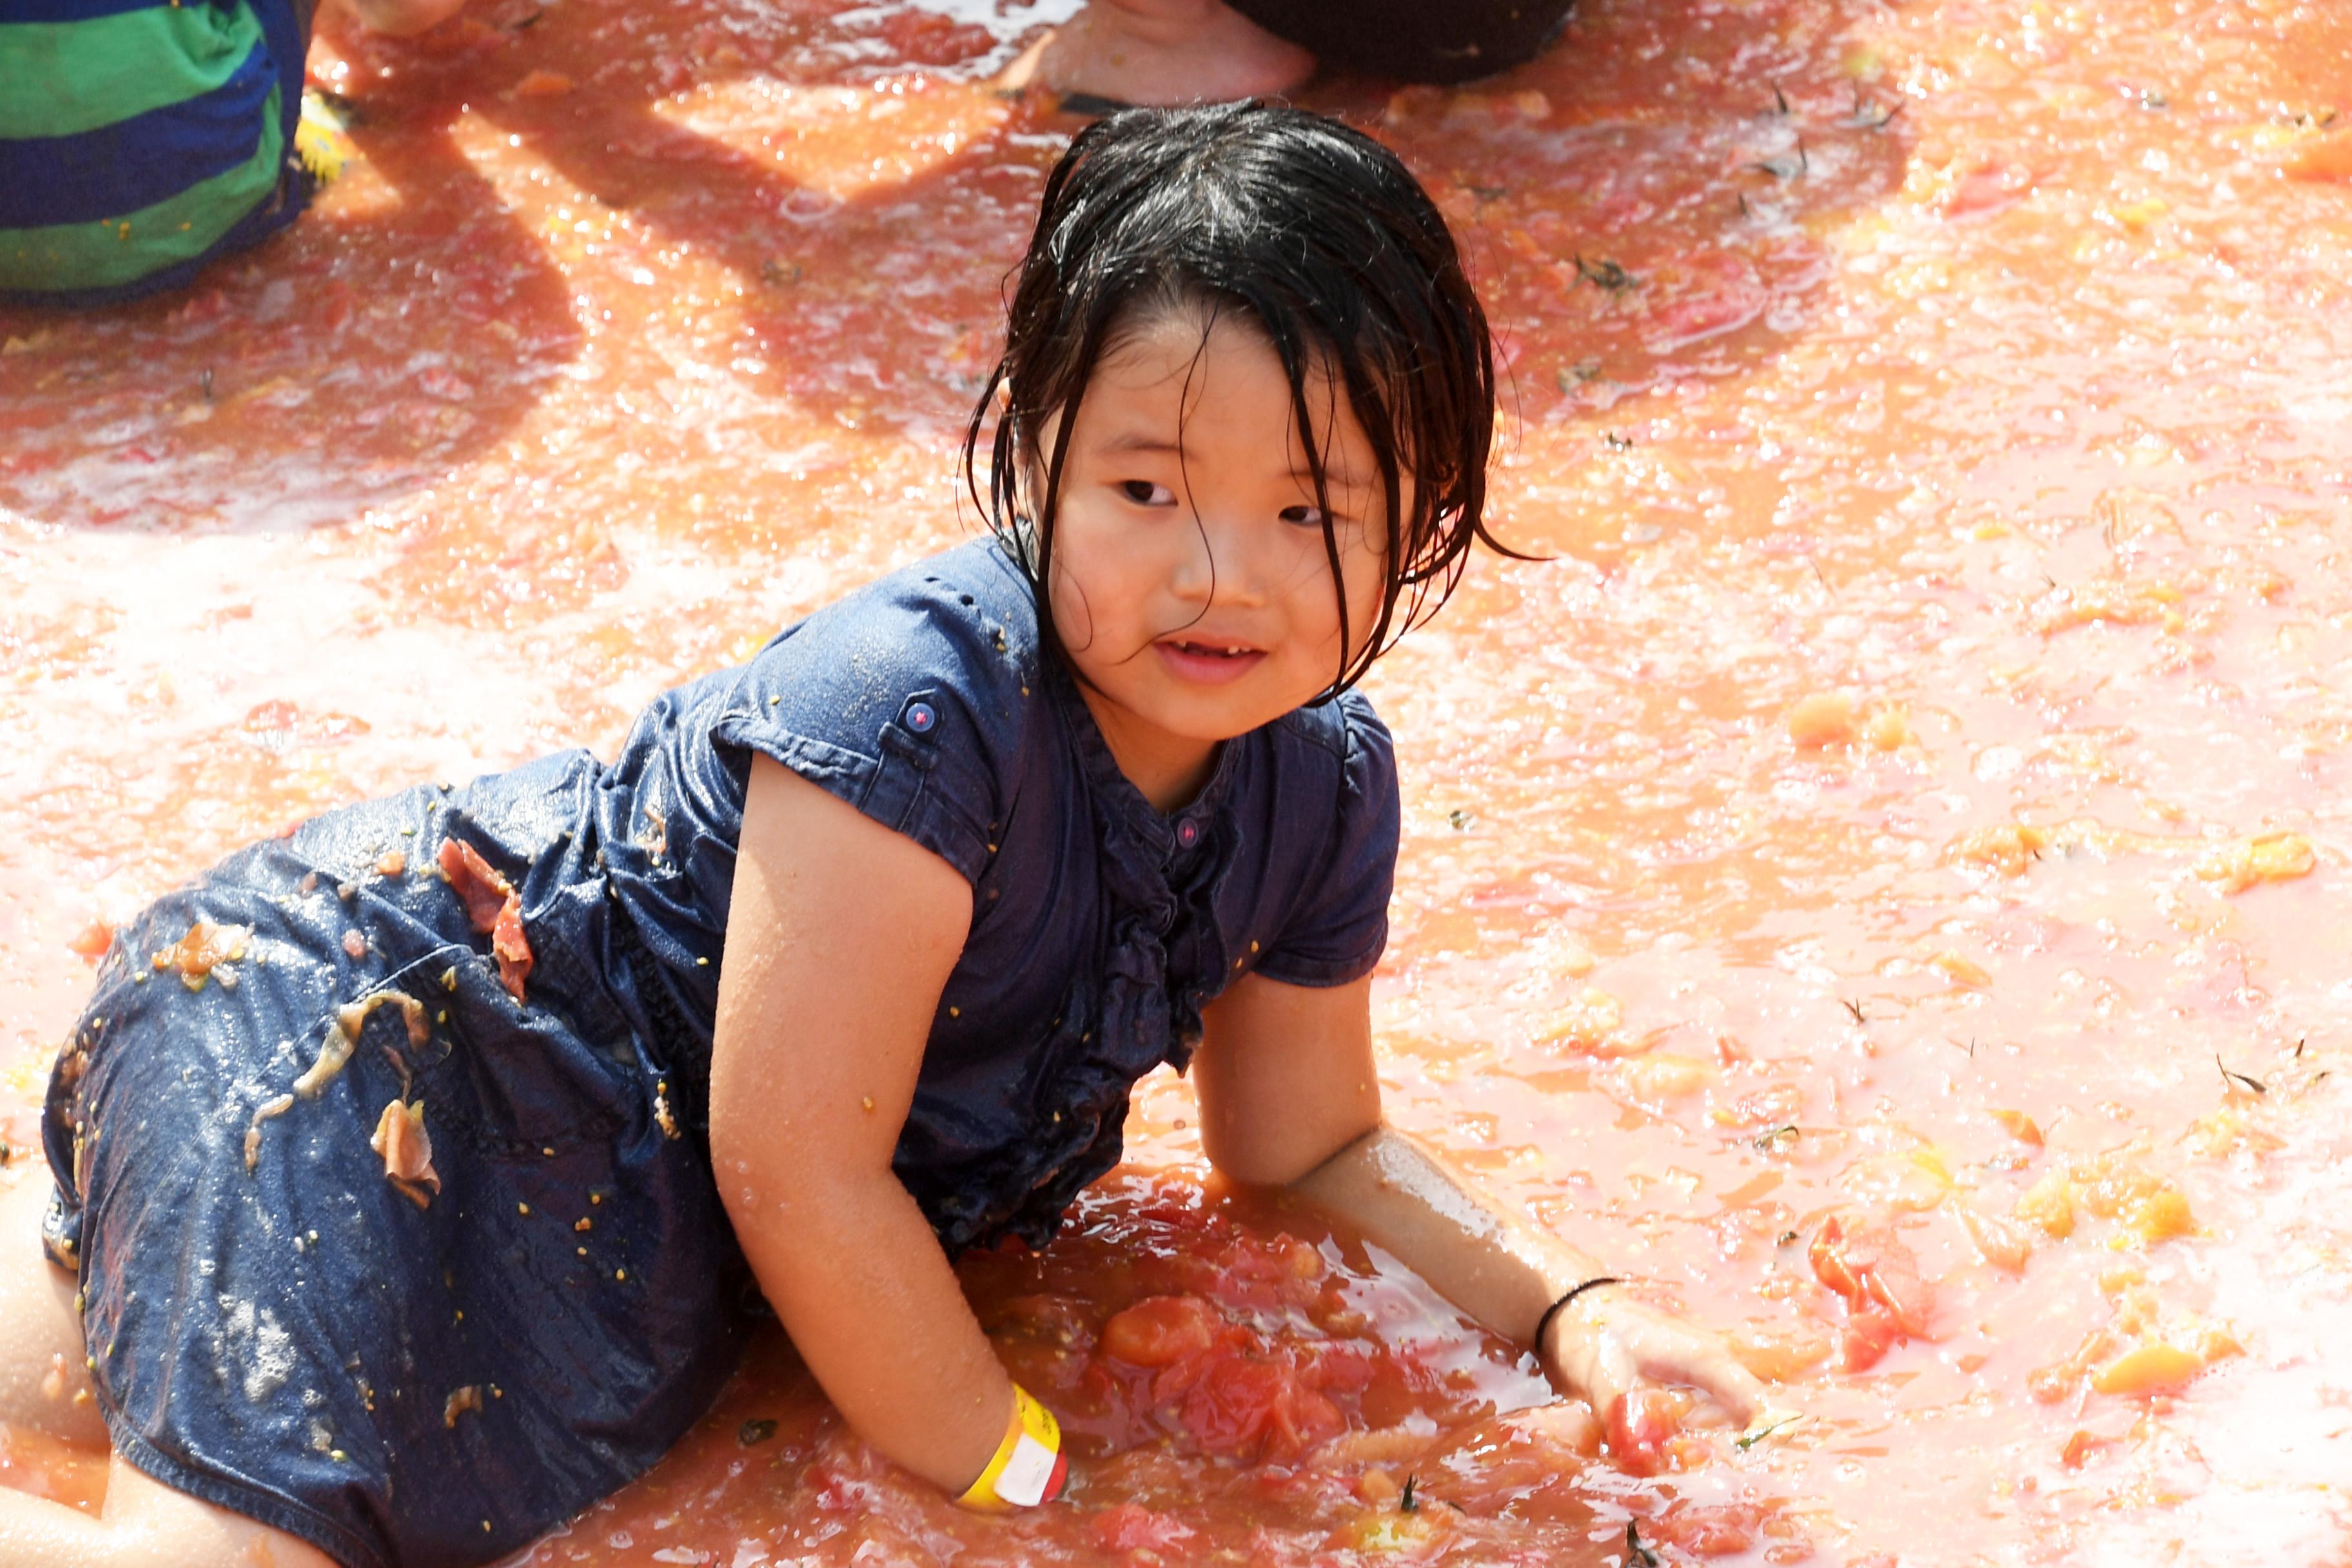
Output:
[{"xmin": 712, "ymin": 755, "xmax": 1012, "ymax": 1495}]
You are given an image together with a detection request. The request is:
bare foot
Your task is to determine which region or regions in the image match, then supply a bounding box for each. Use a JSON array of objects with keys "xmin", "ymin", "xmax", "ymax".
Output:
[{"xmin": 1000, "ymin": 0, "xmax": 1315, "ymax": 108}]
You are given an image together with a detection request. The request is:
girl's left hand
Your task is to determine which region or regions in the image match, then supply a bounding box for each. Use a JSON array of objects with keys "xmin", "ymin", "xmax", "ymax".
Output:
[{"xmin": 1540, "ymin": 1291, "xmax": 1770, "ymax": 1443}]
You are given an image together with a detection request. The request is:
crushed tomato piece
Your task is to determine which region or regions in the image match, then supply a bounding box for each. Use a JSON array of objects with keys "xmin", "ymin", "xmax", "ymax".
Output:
[
  {"xmin": 1531, "ymin": 988, "xmax": 1632, "ymax": 1055},
  {"xmin": 2030, "ymin": 1327, "xmax": 2120, "ymax": 1402},
  {"xmin": 242, "ymin": 1093, "xmax": 295, "ymax": 1171},
  {"xmin": 2059, "ymin": 1429, "xmax": 2110, "ymax": 1469},
  {"xmin": 1948, "ymin": 823, "xmax": 2051, "ymax": 877},
  {"xmin": 2090, "ymin": 1342, "xmax": 2200, "ymax": 1397},
  {"xmin": 1068, "ymin": 1249, "xmax": 1373, "ymax": 1465},
  {"xmin": 1603, "ymin": 1388, "xmax": 1688, "ymax": 1477},
  {"xmin": 371, "ymin": 1098, "xmax": 440, "ymax": 1206},
  {"xmin": 1988, "ymin": 1109, "xmax": 2044, "ymax": 1147},
  {"xmin": 1101, "ymin": 1296, "xmax": 1219, "ymax": 1367},
  {"xmin": 444, "ymin": 1385, "xmax": 484, "ymax": 1427},
  {"xmin": 437, "ymin": 838, "xmax": 533, "ymax": 1001},
  {"xmin": 150, "ymin": 919, "xmax": 250, "ymax": 990},
  {"xmin": 1954, "ymin": 1201, "xmax": 2035, "ymax": 1275},
  {"xmin": 1809, "ymin": 1215, "xmax": 1936, "ymax": 1371},
  {"xmin": 2194, "ymin": 832, "xmax": 2316, "ymax": 895},
  {"xmin": 1928, "ymin": 950, "xmax": 1992, "ymax": 988},
  {"xmin": 2023, "ymin": 1151, "xmax": 2197, "ymax": 1247},
  {"xmin": 1785, "ymin": 692, "xmax": 1857, "ymax": 749},
  {"xmin": 337, "ymin": 990, "xmax": 431, "ymax": 1050},
  {"xmin": 66, "ymin": 919, "xmax": 112, "ymax": 963}
]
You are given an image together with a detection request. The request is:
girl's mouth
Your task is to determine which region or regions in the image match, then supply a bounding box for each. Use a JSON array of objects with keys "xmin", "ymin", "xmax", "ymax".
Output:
[{"xmin": 1156, "ymin": 638, "xmax": 1267, "ymax": 685}]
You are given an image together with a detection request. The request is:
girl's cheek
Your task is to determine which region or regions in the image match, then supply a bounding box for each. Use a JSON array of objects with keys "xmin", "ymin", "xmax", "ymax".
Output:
[
  {"xmin": 1342, "ymin": 541, "xmax": 1389, "ymax": 648},
  {"xmin": 1046, "ymin": 558, "xmax": 1099, "ymax": 652}
]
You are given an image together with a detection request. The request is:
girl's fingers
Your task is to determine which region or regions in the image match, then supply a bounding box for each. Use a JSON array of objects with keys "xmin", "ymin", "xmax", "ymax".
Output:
[
  {"xmin": 1618, "ymin": 1311, "xmax": 1767, "ymax": 1424},
  {"xmin": 1549, "ymin": 1300, "xmax": 1773, "ymax": 1430},
  {"xmin": 1659, "ymin": 1343, "xmax": 1767, "ymax": 1426},
  {"xmin": 1585, "ymin": 1332, "xmax": 1639, "ymax": 1421}
]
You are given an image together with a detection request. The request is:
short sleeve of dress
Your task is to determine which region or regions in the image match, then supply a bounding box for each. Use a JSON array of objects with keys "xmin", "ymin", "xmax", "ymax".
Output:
[
  {"xmin": 1253, "ymin": 694, "xmax": 1400, "ymax": 988},
  {"xmin": 706, "ymin": 558, "xmax": 1033, "ymax": 888}
]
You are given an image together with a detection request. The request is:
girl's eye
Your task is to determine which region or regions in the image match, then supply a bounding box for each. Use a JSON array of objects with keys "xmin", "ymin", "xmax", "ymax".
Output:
[
  {"xmin": 1120, "ymin": 480, "xmax": 1175, "ymax": 505},
  {"xmin": 1279, "ymin": 504, "xmax": 1329, "ymax": 527}
]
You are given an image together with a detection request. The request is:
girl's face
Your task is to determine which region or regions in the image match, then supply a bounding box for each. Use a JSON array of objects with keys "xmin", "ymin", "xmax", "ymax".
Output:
[{"xmin": 1037, "ymin": 308, "xmax": 1396, "ymax": 804}]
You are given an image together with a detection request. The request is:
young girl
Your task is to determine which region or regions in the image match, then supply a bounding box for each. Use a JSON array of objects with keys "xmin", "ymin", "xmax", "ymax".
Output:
[{"xmin": 0, "ymin": 103, "xmax": 1763, "ymax": 1568}]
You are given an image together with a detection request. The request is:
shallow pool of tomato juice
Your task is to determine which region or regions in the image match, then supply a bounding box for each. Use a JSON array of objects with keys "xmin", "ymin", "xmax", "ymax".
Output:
[{"xmin": 6, "ymin": 0, "xmax": 2352, "ymax": 1562}]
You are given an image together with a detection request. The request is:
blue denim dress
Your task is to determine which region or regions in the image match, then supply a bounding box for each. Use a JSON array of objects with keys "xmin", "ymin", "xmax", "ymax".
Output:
[{"xmin": 43, "ymin": 538, "xmax": 1399, "ymax": 1568}]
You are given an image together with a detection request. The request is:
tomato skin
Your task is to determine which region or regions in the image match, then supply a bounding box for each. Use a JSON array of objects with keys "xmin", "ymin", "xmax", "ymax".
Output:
[
  {"xmin": 2059, "ymin": 1429, "xmax": 2109, "ymax": 1469},
  {"xmin": 1101, "ymin": 1295, "xmax": 1221, "ymax": 1369},
  {"xmin": 1812, "ymin": 1214, "xmax": 1936, "ymax": 1369},
  {"xmin": 1604, "ymin": 1390, "xmax": 1681, "ymax": 1477},
  {"xmin": 1070, "ymin": 1230, "xmax": 1427, "ymax": 1463},
  {"xmin": 65, "ymin": 919, "xmax": 112, "ymax": 962},
  {"xmin": 1808, "ymin": 1216, "xmax": 1869, "ymax": 1300},
  {"xmin": 1865, "ymin": 1256, "xmax": 1932, "ymax": 1335},
  {"xmin": 1265, "ymin": 1381, "xmax": 1344, "ymax": 1461},
  {"xmin": 1160, "ymin": 1349, "xmax": 1347, "ymax": 1462},
  {"xmin": 1298, "ymin": 1340, "xmax": 1375, "ymax": 1395},
  {"xmin": 1181, "ymin": 1357, "xmax": 1291, "ymax": 1452},
  {"xmin": 1839, "ymin": 1305, "xmax": 1904, "ymax": 1373}
]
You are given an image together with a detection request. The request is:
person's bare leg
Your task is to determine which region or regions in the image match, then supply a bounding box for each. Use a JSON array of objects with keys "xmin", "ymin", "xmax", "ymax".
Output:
[
  {"xmin": 0, "ymin": 1453, "xmax": 338, "ymax": 1568},
  {"xmin": 0, "ymin": 1175, "xmax": 336, "ymax": 1568},
  {"xmin": 999, "ymin": 0, "xmax": 1315, "ymax": 107},
  {"xmin": 0, "ymin": 1173, "xmax": 104, "ymax": 1449}
]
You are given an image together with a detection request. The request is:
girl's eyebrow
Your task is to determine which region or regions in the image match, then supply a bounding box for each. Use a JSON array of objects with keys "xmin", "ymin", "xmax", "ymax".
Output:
[
  {"xmin": 1099, "ymin": 431, "xmax": 1184, "ymax": 455},
  {"xmin": 1292, "ymin": 460, "xmax": 1368, "ymax": 485}
]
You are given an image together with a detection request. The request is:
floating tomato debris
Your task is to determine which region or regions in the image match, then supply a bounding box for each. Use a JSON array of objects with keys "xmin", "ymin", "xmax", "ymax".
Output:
[{"xmin": 1810, "ymin": 1214, "xmax": 1936, "ymax": 1372}]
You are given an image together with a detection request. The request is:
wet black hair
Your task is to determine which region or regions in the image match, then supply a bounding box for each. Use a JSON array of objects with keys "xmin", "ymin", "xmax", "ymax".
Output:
[{"xmin": 961, "ymin": 101, "xmax": 1513, "ymax": 700}]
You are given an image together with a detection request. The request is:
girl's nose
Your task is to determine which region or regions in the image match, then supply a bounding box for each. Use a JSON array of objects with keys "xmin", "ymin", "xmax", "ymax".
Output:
[{"xmin": 1171, "ymin": 513, "xmax": 1271, "ymax": 608}]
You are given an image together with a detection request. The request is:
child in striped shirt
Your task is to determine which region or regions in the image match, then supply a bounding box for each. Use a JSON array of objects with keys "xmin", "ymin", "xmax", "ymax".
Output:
[{"xmin": 0, "ymin": 0, "xmax": 464, "ymax": 308}]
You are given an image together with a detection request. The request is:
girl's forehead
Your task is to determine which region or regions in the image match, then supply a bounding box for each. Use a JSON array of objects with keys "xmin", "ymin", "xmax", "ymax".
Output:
[
  {"xmin": 1094, "ymin": 308, "xmax": 1288, "ymax": 387},
  {"xmin": 1083, "ymin": 311, "xmax": 1370, "ymax": 454}
]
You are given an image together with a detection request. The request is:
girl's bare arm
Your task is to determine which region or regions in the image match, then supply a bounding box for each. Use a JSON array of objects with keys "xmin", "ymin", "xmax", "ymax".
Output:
[
  {"xmin": 1193, "ymin": 972, "xmax": 1765, "ymax": 1425},
  {"xmin": 709, "ymin": 754, "xmax": 1008, "ymax": 1493}
]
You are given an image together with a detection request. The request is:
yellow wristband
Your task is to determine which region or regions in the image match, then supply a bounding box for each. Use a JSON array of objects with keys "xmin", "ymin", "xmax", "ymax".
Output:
[{"xmin": 957, "ymin": 1384, "xmax": 1066, "ymax": 1511}]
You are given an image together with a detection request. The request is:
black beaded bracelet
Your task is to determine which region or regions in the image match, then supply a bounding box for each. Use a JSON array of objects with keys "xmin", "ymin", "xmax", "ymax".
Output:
[{"xmin": 1532, "ymin": 1277, "xmax": 1623, "ymax": 1351}]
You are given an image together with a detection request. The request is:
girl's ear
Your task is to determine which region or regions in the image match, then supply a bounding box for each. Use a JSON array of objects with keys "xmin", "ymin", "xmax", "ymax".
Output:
[{"xmin": 994, "ymin": 378, "xmax": 1014, "ymax": 415}]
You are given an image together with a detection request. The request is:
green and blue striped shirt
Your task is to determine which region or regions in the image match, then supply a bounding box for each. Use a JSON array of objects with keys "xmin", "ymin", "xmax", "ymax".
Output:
[{"xmin": 1, "ymin": 0, "xmax": 312, "ymax": 306}]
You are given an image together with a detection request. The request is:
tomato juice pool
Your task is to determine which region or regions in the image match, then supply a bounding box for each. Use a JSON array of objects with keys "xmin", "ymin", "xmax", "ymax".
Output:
[{"xmin": 5, "ymin": 0, "xmax": 2352, "ymax": 1562}]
